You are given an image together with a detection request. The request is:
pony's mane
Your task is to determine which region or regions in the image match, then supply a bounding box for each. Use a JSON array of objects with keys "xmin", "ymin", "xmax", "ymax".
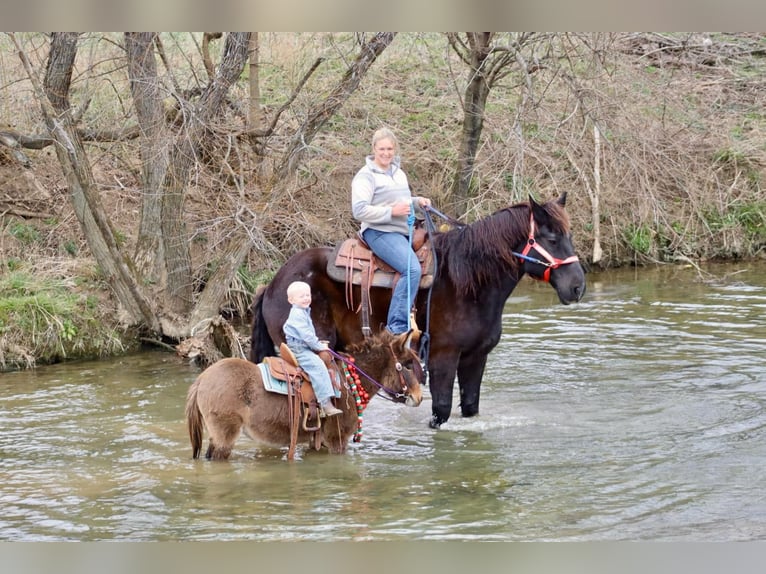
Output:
[
  {"xmin": 432, "ymin": 199, "xmax": 570, "ymax": 297},
  {"xmin": 345, "ymin": 330, "xmax": 396, "ymax": 356}
]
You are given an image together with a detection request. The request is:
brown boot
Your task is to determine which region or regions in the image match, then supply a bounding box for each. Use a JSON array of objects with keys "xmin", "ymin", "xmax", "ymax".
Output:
[{"xmin": 321, "ymin": 399, "xmax": 342, "ymax": 417}]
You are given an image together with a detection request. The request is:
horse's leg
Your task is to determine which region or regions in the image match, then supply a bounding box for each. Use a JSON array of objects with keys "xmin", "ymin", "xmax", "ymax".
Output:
[
  {"xmin": 456, "ymin": 352, "xmax": 488, "ymax": 418},
  {"xmin": 427, "ymin": 355, "xmax": 459, "ymax": 429}
]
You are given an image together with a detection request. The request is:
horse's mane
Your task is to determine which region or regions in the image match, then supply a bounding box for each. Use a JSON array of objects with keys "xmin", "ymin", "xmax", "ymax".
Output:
[{"xmin": 432, "ymin": 199, "xmax": 571, "ymax": 298}]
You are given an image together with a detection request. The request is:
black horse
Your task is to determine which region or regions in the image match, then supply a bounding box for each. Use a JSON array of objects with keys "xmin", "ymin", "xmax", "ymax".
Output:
[{"xmin": 250, "ymin": 193, "xmax": 586, "ymax": 428}]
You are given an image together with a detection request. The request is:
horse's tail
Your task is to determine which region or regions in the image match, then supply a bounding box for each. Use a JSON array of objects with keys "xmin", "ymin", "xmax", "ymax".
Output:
[
  {"xmin": 249, "ymin": 284, "xmax": 276, "ymax": 363},
  {"xmin": 185, "ymin": 380, "xmax": 203, "ymax": 459}
]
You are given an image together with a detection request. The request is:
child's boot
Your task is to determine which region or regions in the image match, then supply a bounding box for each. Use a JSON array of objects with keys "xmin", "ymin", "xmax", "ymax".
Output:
[{"xmin": 321, "ymin": 399, "xmax": 342, "ymax": 417}]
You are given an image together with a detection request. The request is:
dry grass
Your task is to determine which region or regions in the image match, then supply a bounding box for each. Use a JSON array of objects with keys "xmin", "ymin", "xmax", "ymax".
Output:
[{"xmin": 1, "ymin": 32, "xmax": 765, "ymax": 304}]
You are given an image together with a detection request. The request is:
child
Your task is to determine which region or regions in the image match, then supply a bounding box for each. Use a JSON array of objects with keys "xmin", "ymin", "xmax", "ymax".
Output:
[{"xmin": 283, "ymin": 281, "xmax": 342, "ymax": 417}]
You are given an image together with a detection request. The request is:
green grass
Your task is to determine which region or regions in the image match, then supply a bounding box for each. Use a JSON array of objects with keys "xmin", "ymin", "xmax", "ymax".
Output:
[
  {"xmin": 8, "ymin": 222, "xmax": 41, "ymax": 245},
  {"xmin": 623, "ymin": 223, "xmax": 653, "ymax": 255},
  {"xmin": 0, "ymin": 270, "xmax": 126, "ymax": 368}
]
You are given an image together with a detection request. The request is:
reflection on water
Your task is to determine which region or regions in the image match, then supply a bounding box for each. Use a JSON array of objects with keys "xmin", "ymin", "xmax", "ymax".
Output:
[{"xmin": 1, "ymin": 263, "xmax": 765, "ymax": 541}]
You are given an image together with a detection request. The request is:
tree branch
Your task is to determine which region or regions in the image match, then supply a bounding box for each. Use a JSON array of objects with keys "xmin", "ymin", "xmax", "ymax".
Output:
[{"xmin": 275, "ymin": 32, "xmax": 396, "ymax": 180}]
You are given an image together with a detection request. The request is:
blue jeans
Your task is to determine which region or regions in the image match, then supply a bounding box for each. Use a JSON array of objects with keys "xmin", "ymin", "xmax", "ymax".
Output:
[
  {"xmin": 288, "ymin": 344, "xmax": 335, "ymax": 403},
  {"xmin": 362, "ymin": 228, "xmax": 421, "ymax": 335}
]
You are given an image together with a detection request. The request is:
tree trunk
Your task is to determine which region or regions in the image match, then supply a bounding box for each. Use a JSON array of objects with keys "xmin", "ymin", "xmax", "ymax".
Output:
[
  {"xmin": 125, "ymin": 32, "xmax": 168, "ymax": 284},
  {"xmin": 188, "ymin": 232, "xmax": 253, "ymax": 330},
  {"xmin": 18, "ymin": 32, "xmax": 159, "ymax": 331},
  {"xmin": 275, "ymin": 32, "xmax": 396, "ymax": 180},
  {"xmin": 248, "ymin": 32, "xmax": 264, "ymax": 131},
  {"xmin": 450, "ymin": 33, "xmax": 493, "ymax": 216},
  {"xmin": 160, "ymin": 144, "xmax": 195, "ymax": 320},
  {"xmin": 452, "ymin": 67, "xmax": 491, "ymax": 215},
  {"xmin": 159, "ymin": 32, "xmax": 252, "ymax": 333}
]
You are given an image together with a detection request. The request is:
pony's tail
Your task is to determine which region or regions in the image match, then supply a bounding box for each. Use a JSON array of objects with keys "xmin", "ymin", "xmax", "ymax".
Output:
[
  {"xmin": 249, "ymin": 285, "xmax": 276, "ymax": 363},
  {"xmin": 185, "ymin": 381, "xmax": 203, "ymax": 459}
]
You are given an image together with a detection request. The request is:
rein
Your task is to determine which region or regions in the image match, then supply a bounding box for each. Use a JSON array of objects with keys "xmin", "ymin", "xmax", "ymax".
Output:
[
  {"xmin": 425, "ymin": 205, "xmax": 464, "ymax": 228},
  {"xmin": 513, "ymin": 213, "xmax": 580, "ymax": 282},
  {"xmin": 325, "ymin": 346, "xmax": 408, "ymax": 403}
]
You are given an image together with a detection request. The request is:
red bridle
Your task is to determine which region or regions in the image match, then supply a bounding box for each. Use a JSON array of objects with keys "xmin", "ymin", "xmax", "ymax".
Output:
[{"xmin": 514, "ymin": 213, "xmax": 580, "ymax": 282}]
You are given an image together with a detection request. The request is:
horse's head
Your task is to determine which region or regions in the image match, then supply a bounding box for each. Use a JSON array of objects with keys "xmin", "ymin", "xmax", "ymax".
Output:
[
  {"xmin": 519, "ymin": 192, "xmax": 587, "ymax": 304},
  {"xmin": 347, "ymin": 330, "xmax": 424, "ymax": 407}
]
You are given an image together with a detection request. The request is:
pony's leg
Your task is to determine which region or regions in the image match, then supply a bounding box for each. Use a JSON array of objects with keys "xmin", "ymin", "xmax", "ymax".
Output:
[
  {"xmin": 204, "ymin": 416, "xmax": 242, "ymax": 461},
  {"xmin": 427, "ymin": 356, "xmax": 459, "ymax": 429},
  {"xmin": 205, "ymin": 442, "xmax": 232, "ymax": 461},
  {"xmin": 456, "ymin": 352, "xmax": 488, "ymax": 418}
]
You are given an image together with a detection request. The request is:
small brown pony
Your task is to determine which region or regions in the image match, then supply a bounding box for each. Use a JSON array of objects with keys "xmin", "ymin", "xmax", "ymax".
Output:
[{"xmin": 185, "ymin": 330, "xmax": 424, "ymax": 460}]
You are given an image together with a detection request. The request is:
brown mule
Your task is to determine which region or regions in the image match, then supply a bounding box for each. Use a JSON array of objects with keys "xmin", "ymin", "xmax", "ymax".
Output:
[{"xmin": 185, "ymin": 330, "xmax": 424, "ymax": 460}]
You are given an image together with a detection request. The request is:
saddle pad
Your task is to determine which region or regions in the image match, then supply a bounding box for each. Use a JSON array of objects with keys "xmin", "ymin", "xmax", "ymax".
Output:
[
  {"xmin": 258, "ymin": 360, "xmax": 339, "ymax": 400},
  {"xmin": 257, "ymin": 362, "xmax": 289, "ymax": 395},
  {"xmin": 327, "ymin": 237, "xmax": 435, "ymax": 289}
]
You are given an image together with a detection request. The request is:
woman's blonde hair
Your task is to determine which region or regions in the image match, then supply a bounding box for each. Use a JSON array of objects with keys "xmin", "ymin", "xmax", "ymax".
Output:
[{"xmin": 371, "ymin": 127, "xmax": 398, "ymax": 152}]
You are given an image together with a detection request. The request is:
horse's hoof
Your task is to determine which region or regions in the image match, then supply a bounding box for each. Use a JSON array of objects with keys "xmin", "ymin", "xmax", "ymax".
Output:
[{"xmin": 428, "ymin": 416, "xmax": 442, "ymax": 429}]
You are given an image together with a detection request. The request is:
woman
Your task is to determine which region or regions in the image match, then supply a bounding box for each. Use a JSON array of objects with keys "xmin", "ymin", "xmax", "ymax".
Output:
[{"xmin": 351, "ymin": 128, "xmax": 431, "ymax": 335}]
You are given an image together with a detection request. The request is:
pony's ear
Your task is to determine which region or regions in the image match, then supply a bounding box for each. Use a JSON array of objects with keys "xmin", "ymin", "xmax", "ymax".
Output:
[
  {"xmin": 405, "ymin": 329, "xmax": 416, "ymax": 350},
  {"xmin": 395, "ymin": 329, "xmax": 415, "ymax": 352},
  {"xmin": 557, "ymin": 192, "xmax": 568, "ymax": 207}
]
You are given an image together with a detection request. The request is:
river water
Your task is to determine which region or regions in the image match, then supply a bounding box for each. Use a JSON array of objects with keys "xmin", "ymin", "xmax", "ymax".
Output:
[{"xmin": 1, "ymin": 262, "xmax": 765, "ymax": 541}]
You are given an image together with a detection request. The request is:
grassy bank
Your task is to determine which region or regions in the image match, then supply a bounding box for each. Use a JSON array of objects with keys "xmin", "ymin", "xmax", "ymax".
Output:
[
  {"xmin": 1, "ymin": 32, "xmax": 765, "ymax": 367},
  {"xmin": 0, "ymin": 265, "xmax": 131, "ymax": 370}
]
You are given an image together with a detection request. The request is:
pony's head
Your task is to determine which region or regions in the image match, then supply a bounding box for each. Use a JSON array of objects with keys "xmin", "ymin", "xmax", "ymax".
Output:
[
  {"xmin": 519, "ymin": 192, "xmax": 586, "ymax": 304},
  {"xmin": 346, "ymin": 330, "xmax": 424, "ymax": 407}
]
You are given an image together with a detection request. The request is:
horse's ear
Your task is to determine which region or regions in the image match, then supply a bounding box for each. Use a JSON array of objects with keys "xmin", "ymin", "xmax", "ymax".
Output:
[
  {"xmin": 529, "ymin": 195, "xmax": 548, "ymax": 225},
  {"xmin": 557, "ymin": 192, "xmax": 568, "ymax": 207}
]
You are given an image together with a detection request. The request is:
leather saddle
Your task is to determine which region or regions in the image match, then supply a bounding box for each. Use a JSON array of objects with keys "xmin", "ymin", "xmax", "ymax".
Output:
[
  {"xmin": 327, "ymin": 228, "xmax": 435, "ymax": 335},
  {"xmin": 261, "ymin": 344, "xmax": 342, "ymax": 458},
  {"xmin": 262, "ymin": 343, "xmax": 342, "ymax": 431}
]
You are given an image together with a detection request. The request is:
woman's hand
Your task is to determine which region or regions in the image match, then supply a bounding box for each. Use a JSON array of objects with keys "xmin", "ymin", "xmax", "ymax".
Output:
[
  {"xmin": 391, "ymin": 201, "xmax": 412, "ymax": 217},
  {"xmin": 391, "ymin": 198, "xmax": 431, "ymax": 217}
]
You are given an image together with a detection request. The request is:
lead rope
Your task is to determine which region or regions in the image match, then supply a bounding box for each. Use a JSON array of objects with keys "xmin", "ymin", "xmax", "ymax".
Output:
[
  {"xmin": 406, "ymin": 199, "xmax": 416, "ymax": 332},
  {"xmin": 417, "ymin": 207, "xmax": 436, "ymax": 373},
  {"xmin": 418, "ymin": 205, "xmax": 461, "ymax": 375}
]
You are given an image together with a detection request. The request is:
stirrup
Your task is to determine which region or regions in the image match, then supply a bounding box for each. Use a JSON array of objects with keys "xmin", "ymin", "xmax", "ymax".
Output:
[
  {"xmin": 302, "ymin": 405, "xmax": 321, "ymax": 432},
  {"xmin": 409, "ymin": 311, "xmax": 419, "ymax": 332}
]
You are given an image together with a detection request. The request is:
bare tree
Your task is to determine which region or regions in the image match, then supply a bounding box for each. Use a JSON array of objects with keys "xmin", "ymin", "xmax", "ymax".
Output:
[
  {"xmin": 447, "ymin": 33, "xmax": 540, "ymax": 216},
  {"xmin": 274, "ymin": 32, "xmax": 397, "ymax": 180},
  {"xmin": 13, "ymin": 32, "xmax": 251, "ymax": 339},
  {"xmin": 12, "ymin": 32, "xmax": 160, "ymax": 331},
  {"xmin": 125, "ymin": 33, "xmax": 169, "ymax": 282},
  {"xmin": 247, "ymin": 32, "xmax": 265, "ymax": 132},
  {"xmin": 10, "ymin": 32, "xmax": 396, "ymax": 351}
]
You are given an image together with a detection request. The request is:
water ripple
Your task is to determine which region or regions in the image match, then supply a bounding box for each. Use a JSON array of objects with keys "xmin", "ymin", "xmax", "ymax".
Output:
[{"xmin": 2, "ymin": 266, "xmax": 766, "ymax": 540}]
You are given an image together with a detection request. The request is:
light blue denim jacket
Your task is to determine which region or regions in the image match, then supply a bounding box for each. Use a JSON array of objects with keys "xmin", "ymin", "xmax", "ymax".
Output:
[{"xmin": 283, "ymin": 305, "xmax": 325, "ymax": 352}]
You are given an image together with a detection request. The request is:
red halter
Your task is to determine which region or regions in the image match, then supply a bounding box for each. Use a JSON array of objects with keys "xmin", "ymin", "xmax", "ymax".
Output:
[{"xmin": 516, "ymin": 213, "xmax": 580, "ymax": 282}]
